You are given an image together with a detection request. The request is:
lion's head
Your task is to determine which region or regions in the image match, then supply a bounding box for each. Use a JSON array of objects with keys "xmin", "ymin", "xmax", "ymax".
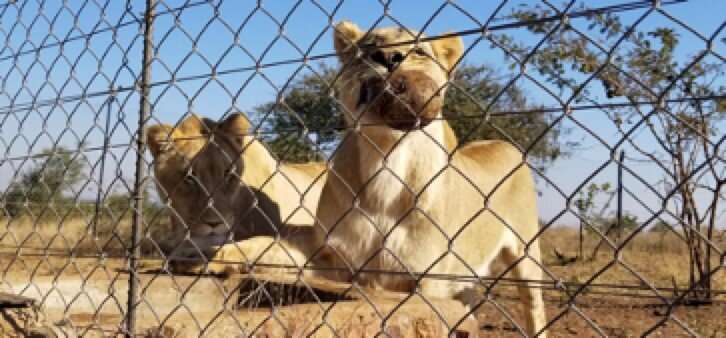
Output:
[
  {"xmin": 333, "ymin": 21, "xmax": 463, "ymax": 131},
  {"xmin": 146, "ymin": 113, "xmax": 265, "ymax": 244}
]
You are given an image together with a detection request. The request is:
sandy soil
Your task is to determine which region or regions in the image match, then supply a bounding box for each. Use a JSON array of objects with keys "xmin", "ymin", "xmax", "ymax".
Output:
[{"xmin": 0, "ymin": 227, "xmax": 723, "ymax": 337}]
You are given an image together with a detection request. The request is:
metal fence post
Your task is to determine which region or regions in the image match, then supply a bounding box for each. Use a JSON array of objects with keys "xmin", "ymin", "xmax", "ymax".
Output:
[
  {"xmin": 91, "ymin": 87, "xmax": 116, "ymax": 240},
  {"xmin": 127, "ymin": 1, "xmax": 155, "ymax": 336},
  {"xmin": 616, "ymin": 150, "xmax": 624, "ymax": 242}
]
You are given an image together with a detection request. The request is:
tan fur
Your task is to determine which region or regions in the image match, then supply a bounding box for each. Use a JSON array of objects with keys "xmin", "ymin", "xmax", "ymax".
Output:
[
  {"xmin": 146, "ymin": 113, "xmax": 326, "ymax": 267},
  {"xmin": 321, "ymin": 22, "xmax": 547, "ymax": 336},
  {"xmin": 190, "ymin": 22, "xmax": 547, "ymax": 336}
]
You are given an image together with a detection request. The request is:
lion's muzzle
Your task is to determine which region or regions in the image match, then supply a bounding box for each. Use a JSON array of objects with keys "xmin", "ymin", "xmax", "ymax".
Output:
[{"xmin": 358, "ymin": 70, "xmax": 443, "ymax": 131}]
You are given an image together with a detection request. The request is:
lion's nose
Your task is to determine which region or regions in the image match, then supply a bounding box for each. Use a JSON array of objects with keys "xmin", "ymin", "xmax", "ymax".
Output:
[{"xmin": 370, "ymin": 49, "xmax": 404, "ymax": 72}]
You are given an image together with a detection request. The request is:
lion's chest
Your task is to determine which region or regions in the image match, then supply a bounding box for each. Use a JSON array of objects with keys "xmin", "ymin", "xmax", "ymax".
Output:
[{"xmin": 342, "ymin": 129, "xmax": 450, "ymax": 273}]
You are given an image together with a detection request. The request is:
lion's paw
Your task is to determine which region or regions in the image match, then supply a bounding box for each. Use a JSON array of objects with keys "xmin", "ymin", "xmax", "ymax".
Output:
[
  {"xmin": 167, "ymin": 236, "xmax": 310, "ymax": 276},
  {"xmin": 166, "ymin": 241, "xmax": 237, "ymax": 276}
]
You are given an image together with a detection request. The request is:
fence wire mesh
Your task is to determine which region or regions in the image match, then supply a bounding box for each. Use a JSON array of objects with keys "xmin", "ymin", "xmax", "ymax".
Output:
[{"xmin": 0, "ymin": 0, "xmax": 724, "ymax": 337}]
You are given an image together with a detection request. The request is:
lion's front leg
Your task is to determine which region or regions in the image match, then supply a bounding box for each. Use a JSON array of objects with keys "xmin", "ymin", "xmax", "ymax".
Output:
[{"xmin": 170, "ymin": 236, "xmax": 312, "ymax": 276}]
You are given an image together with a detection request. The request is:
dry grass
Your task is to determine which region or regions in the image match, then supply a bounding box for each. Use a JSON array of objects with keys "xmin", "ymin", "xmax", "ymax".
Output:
[
  {"xmin": 539, "ymin": 226, "xmax": 726, "ymax": 294},
  {"xmin": 0, "ymin": 216, "xmax": 173, "ymax": 257},
  {"xmin": 1, "ymin": 217, "xmax": 722, "ymax": 292},
  {"xmin": 484, "ymin": 227, "xmax": 726, "ymax": 337}
]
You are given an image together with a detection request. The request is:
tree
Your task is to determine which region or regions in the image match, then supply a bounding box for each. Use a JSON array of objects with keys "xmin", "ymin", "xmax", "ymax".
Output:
[
  {"xmin": 103, "ymin": 187, "xmax": 163, "ymax": 220},
  {"xmin": 573, "ymin": 182, "xmax": 614, "ymax": 258},
  {"xmin": 2, "ymin": 146, "xmax": 86, "ymax": 217},
  {"xmin": 253, "ymin": 64, "xmax": 343, "ymax": 163},
  {"xmin": 504, "ymin": 3, "xmax": 724, "ymax": 301},
  {"xmin": 253, "ymin": 63, "xmax": 568, "ymax": 169},
  {"xmin": 649, "ymin": 220, "xmax": 673, "ymax": 233},
  {"xmin": 444, "ymin": 63, "xmax": 568, "ymax": 170}
]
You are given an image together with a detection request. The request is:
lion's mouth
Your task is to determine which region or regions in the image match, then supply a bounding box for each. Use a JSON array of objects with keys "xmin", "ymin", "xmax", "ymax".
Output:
[
  {"xmin": 357, "ymin": 78, "xmax": 383, "ymax": 108},
  {"xmin": 357, "ymin": 81, "xmax": 372, "ymax": 108},
  {"xmin": 357, "ymin": 75, "xmax": 438, "ymax": 131}
]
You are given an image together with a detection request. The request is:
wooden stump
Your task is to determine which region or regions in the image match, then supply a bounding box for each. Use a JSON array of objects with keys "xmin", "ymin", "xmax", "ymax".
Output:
[{"xmin": 0, "ymin": 292, "xmax": 56, "ymax": 338}]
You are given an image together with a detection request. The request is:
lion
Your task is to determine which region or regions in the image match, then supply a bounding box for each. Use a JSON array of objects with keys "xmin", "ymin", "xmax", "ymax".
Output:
[
  {"xmin": 311, "ymin": 22, "xmax": 547, "ymax": 336},
  {"xmin": 146, "ymin": 113, "xmax": 325, "ymax": 266},
  {"xmin": 196, "ymin": 22, "xmax": 548, "ymax": 336}
]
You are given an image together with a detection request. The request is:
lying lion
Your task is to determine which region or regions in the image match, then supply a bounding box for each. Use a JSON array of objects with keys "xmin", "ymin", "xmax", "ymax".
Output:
[
  {"xmin": 146, "ymin": 113, "xmax": 325, "ymax": 266},
  {"xmin": 199, "ymin": 21, "xmax": 548, "ymax": 336}
]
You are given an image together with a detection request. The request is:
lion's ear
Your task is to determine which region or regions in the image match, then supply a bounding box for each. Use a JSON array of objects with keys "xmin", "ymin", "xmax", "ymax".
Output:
[
  {"xmin": 146, "ymin": 124, "xmax": 175, "ymax": 158},
  {"xmin": 219, "ymin": 113, "xmax": 252, "ymax": 151},
  {"xmin": 220, "ymin": 113, "xmax": 251, "ymax": 134},
  {"xmin": 147, "ymin": 114, "xmax": 209, "ymax": 157},
  {"xmin": 333, "ymin": 20, "xmax": 365, "ymax": 64},
  {"xmin": 431, "ymin": 35, "xmax": 464, "ymax": 73},
  {"xmin": 177, "ymin": 113, "xmax": 208, "ymax": 135}
]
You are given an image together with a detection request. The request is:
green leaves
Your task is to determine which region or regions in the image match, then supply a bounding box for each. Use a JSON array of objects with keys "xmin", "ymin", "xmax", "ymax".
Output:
[
  {"xmin": 253, "ymin": 64, "xmax": 343, "ymax": 163},
  {"xmin": 445, "ymin": 63, "xmax": 568, "ymax": 170},
  {"xmin": 3, "ymin": 146, "xmax": 86, "ymax": 217},
  {"xmin": 253, "ymin": 62, "xmax": 569, "ymax": 169}
]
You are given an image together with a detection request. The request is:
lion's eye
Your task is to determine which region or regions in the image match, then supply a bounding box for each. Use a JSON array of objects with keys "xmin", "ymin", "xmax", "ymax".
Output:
[
  {"xmin": 183, "ymin": 172, "xmax": 196, "ymax": 187},
  {"xmin": 413, "ymin": 47, "xmax": 427, "ymax": 56},
  {"xmin": 226, "ymin": 167, "xmax": 238, "ymax": 182}
]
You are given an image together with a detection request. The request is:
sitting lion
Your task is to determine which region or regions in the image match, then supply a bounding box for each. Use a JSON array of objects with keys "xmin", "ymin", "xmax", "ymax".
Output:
[
  {"xmin": 146, "ymin": 113, "xmax": 325, "ymax": 267},
  {"xmin": 203, "ymin": 21, "xmax": 548, "ymax": 336}
]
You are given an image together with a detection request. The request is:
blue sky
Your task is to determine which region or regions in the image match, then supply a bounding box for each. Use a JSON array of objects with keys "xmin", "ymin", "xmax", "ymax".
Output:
[{"xmin": 0, "ymin": 0, "xmax": 723, "ymax": 227}]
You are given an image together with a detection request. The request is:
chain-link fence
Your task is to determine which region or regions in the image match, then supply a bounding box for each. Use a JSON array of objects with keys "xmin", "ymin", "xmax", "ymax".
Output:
[{"xmin": 0, "ymin": 0, "xmax": 724, "ymax": 337}]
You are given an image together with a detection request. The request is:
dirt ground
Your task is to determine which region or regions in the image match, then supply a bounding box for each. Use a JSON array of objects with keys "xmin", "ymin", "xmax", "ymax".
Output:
[
  {"xmin": 0, "ymin": 226, "xmax": 723, "ymax": 337},
  {"xmin": 480, "ymin": 294, "xmax": 726, "ymax": 337}
]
